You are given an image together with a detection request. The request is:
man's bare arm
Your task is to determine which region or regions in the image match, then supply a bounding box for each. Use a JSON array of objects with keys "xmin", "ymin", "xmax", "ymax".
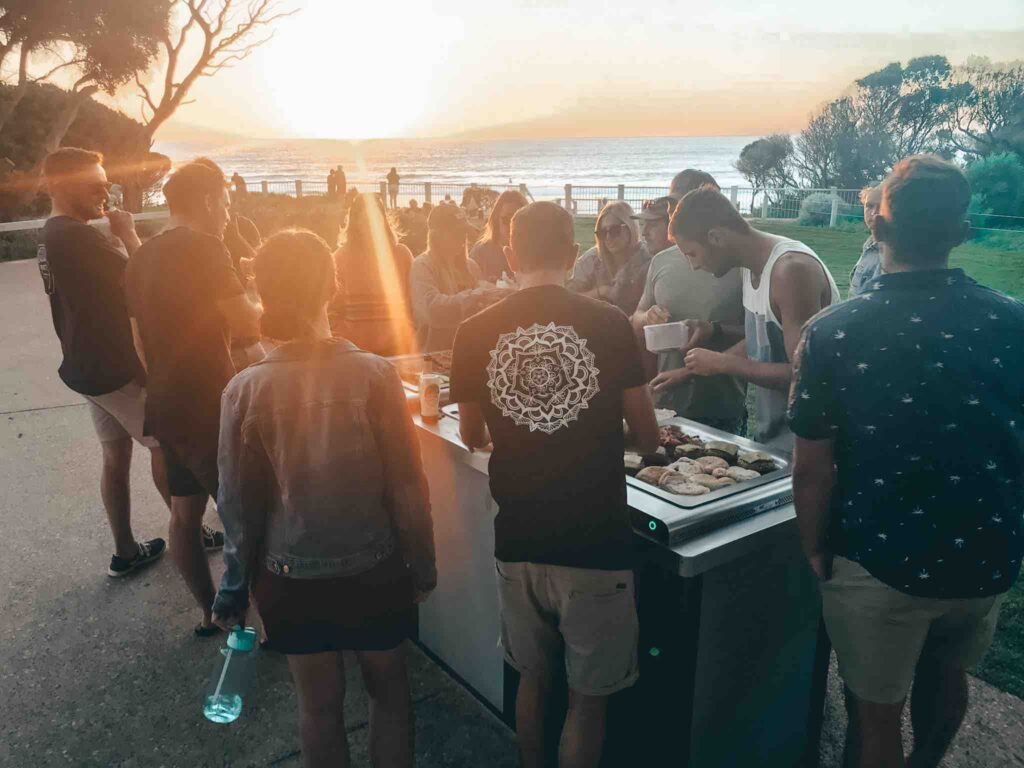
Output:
[
  {"xmin": 458, "ymin": 401, "xmax": 490, "ymax": 451},
  {"xmin": 130, "ymin": 318, "xmax": 147, "ymax": 372},
  {"xmin": 792, "ymin": 436, "xmax": 836, "ymax": 580}
]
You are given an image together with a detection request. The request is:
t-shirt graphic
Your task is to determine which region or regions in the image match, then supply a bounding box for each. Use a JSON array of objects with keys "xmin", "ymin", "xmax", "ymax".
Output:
[{"xmin": 487, "ymin": 322, "xmax": 600, "ymax": 434}]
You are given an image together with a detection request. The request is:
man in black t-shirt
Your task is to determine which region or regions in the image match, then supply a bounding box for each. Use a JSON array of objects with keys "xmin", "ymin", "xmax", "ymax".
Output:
[
  {"xmin": 449, "ymin": 201, "xmax": 659, "ymax": 768},
  {"xmin": 39, "ymin": 148, "xmax": 170, "ymax": 578},
  {"xmin": 126, "ymin": 161, "xmax": 262, "ymax": 635}
]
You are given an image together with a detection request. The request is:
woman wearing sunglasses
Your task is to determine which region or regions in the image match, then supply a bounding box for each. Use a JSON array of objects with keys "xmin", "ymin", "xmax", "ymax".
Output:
[{"xmin": 566, "ymin": 200, "xmax": 651, "ymax": 314}]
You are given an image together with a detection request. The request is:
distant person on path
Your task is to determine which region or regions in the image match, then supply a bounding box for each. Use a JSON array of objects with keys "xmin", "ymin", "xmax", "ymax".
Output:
[
  {"xmin": 125, "ymin": 161, "xmax": 262, "ymax": 636},
  {"xmin": 213, "ymin": 229, "xmax": 436, "ymax": 768},
  {"xmin": 327, "ymin": 168, "xmax": 336, "ymax": 198},
  {"xmin": 336, "ymin": 165, "xmax": 347, "ymax": 198},
  {"xmin": 631, "ymin": 177, "xmax": 746, "ymax": 434},
  {"xmin": 231, "ymin": 172, "xmax": 247, "ymax": 197},
  {"xmin": 409, "ymin": 204, "xmax": 509, "ymax": 351},
  {"xmin": 470, "ymin": 189, "xmax": 529, "ymax": 283},
  {"xmin": 38, "ymin": 147, "xmax": 170, "ymax": 577},
  {"xmin": 789, "ymin": 155, "xmax": 1024, "ymax": 768},
  {"xmin": 386, "ymin": 167, "xmax": 399, "ymax": 209},
  {"xmin": 331, "ymin": 193, "xmax": 417, "ymax": 357},
  {"xmin": 450, "ymin": 202, "xmax": 659, "ymax": 768},
  {"xmin": 652, "ymin": 186, "xmax": 839, "ymax": 448},
  {"xmin": 567, "ymin": 200, "xmax": 651, "ymax": 315},
  {"xmin": 848, "ymin": 185, "xmax": 884, "ymax": 298}
]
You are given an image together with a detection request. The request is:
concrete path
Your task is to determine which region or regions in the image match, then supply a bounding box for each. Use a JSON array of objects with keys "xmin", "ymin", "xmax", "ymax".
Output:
[{"xmin": 1, "ymin": 258, "xmax": 1021, "ymax": 767}]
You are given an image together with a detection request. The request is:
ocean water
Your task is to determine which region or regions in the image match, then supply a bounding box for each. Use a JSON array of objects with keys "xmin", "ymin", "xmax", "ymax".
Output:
[{"xmin": 155, "ymin": 136, "xmax": 756, "ymax": 200}]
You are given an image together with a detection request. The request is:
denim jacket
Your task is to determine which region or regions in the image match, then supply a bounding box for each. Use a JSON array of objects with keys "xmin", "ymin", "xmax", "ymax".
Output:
[
  {"xmin": 848, "ymin": 237, "xmax": 883, "ymax": 298},
  {"xmin": 213, "ymin": 338, "xmax": 436, "ymax": 617}
]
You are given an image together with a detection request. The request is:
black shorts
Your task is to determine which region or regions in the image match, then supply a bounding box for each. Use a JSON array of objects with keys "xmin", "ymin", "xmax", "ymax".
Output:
[
  {"xmin": 252, "ymin": 550, "xmax": 416, "ymax": 655},
  {"xmin": 159, "ymin": 438, "xmax": 218, "ymax": 499}
]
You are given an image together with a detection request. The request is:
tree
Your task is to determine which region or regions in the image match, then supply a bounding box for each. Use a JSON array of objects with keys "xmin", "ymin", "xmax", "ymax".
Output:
[
  {"xmin": 135, "ymin": 0, "xmax": 296, "ymax": 143},
  {"xmin": 793, "ymin": 98, "xmax": 886, "ymax": 188},
  {"xmin": 943, "ymin": 59, "xmax": 1024, "ymax": 159},
  {"xmin": 735, "ymin": 134, "xmax": 797, "ymax": 198}
]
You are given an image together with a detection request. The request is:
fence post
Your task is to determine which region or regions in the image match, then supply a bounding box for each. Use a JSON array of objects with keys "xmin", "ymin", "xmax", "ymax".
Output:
[
  {"xmin": 295, "ymin": 180, "xmax": 303, "ymax": 198},
  {"xmin": 617, "ymin": 184, "xmax": 625, "ymax": 201},
  {"xmin": 261, "ymin": 180, "xmax": 269, "ymax": 194},
  {"xmin": 424, "ymin": 182, "xmax": 432, "ymax": 205},
  {"xmin": 564, "ymin": 184, "xmax": 573, "ymax": 213},
  {"xmin": 761, "ymin": 190, "xmax": 770, "ymax": 219},
  {"xmin": 829, "ymin": 187, "xmax": 839, "ymax": 228},
  {"xmin": 730, "ymin": 186, "xmax": 738, "ymax": 209}
]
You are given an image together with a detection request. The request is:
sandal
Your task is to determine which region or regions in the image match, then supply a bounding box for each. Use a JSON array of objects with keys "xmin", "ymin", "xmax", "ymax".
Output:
[{"xmin": 194, "ymin": 623, "xmax": 223, "ymax": 638}]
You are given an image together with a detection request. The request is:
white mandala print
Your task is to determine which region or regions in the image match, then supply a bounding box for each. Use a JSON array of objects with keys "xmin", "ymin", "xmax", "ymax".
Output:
[{"xmin": 487, "ymin": 323, "xmax": 600, "ymax": 434}]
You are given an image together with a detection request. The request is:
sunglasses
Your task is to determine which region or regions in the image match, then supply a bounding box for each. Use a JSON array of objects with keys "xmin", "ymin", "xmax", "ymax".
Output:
[{"xmin": 596, "ymin": 223, "xmax": 628, "ymax": 239}]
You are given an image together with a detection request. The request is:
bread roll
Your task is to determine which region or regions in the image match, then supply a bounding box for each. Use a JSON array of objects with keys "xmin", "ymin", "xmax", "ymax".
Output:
[
  {"xmin": 659, "ymin": 474, "xmax": 711, "ymax": 495},
  {"xmin": 637, "ymin": 466, "xmax": 672, "ymax": 485},
  {"xmin": 696, "ymin": 456, "xmax": 730, "ymax": 471},
  {"xmin": 690, "ymin": 474, "xmax": 736, "ymax": 490},
  {"xmin": 726, "ymin": 466, "xmax": 761, "ymax": 482}
]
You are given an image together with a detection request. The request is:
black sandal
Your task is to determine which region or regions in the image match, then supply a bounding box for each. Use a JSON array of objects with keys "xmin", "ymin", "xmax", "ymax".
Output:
[{"xmin": 194, "ymin": 623, "xmax": 222, "ymax": 638}]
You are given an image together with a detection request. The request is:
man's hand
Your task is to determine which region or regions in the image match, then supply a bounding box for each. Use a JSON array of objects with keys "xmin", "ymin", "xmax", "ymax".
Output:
[
  {"xmin": 238, "ymin": 256, "xmax": 255, "ymax": 280},
  {"xmin": 651, "ymin": 368, "xmax": 692, "ymax": 393},
  {"xmin": 106, "ymin": 209, "xmax": 137, "ymax": 243},
  {"xmin": 213, "ymin": 610, "xmax": 246, "ymax": 632},
  {"xmin": 683, "ymin": 347, "xmax": 731, "ymax": 377},
  {"xmin": 679, "ymin": 319, "xmax": 715, "ymax": 354},
  {"xmin": 641, "ymin": 305, "xmax": 671, "ymax": 327},
  {"xmin": 806, "ymin": 551, "xmax": 833, "ymax": 582}
]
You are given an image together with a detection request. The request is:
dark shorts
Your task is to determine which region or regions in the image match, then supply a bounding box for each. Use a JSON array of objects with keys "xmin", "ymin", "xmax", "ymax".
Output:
[
  {"xmin": 253, "ymin": 550, "xmax": 416, "ymax": 655},
  {"xmin": 159, "ymin": 438, "xmax": 218, "ymax": 499}
]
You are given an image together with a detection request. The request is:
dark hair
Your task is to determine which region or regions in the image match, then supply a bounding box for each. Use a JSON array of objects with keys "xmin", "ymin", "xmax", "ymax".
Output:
[
  {"xmin": 670, "ymin": 169, "xmax": 720, "ymax": 199},
  {"xmin": 190, "ymin": 156, "xmax": 226, "ymax": 178},
  {"xmin": 510, "ymin": 201, "xmax": 575, "ymax": 273},
  {"xmin": 163, "ymin": 162, "xmax": 227, "ymax": 217},
  {"xmin": 255, "ymin": 229, "xmax": 337, "ymax": 341},
  {"xmin": 479, "ymin": 189, "xmax": 529, "ymax": 247},
  {"xmin": 880, "ymin": 155, "xmax": 970, "ymax": 266},
  {"xmin": 42, "ymin": 147, "xmax": 104, "ymax": 183},
  {"xmin": 343, "ymin": 193, "xmax": 398, "ymax": 255},
  {"xmin": 670, "ymin": 185, "xmax": 751, "ymax": 243}
]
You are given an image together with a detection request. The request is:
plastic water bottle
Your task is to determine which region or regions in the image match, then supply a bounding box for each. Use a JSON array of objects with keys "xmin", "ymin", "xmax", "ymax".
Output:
[{"xmin": 203, "ymin": 626, "xmax": 257, "ymax": 724}]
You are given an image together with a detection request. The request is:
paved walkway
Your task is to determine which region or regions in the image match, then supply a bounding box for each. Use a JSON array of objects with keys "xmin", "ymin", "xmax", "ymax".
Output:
[{"xmin": 2, "ymin": 258, "xmax": 1022, "ymax": 767}]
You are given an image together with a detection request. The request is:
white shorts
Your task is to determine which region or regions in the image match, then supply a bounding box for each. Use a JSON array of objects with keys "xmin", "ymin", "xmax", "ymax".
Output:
[{"xmin": 84, "ymin": 381, "xmax": 159, "ymax": 448}]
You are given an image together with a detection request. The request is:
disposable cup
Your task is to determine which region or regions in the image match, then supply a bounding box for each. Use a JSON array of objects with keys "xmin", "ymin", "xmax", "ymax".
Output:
[{"xmin": 644, "ymin": 321, "xmax": 689, "ymax": 353}]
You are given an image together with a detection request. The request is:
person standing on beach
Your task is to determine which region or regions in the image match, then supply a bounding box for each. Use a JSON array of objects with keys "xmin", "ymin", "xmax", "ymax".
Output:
[
  {"xmin": 125, "ymin": 161, "xmax": 262, "ymax": 636},
  {"xmin": 337, "ymin": 166, "xmax": 347, "ymax": 198},
  {"xmin": 652, "ymin": 186, "xmax": 840, "ymax": 448},
  {"xmin": 386, "ymin": 167, "xmax": 399, "ymax": 209},
  {"xmin": 38, "ymin": 147, "xmax": 171, "ymax": 577}
]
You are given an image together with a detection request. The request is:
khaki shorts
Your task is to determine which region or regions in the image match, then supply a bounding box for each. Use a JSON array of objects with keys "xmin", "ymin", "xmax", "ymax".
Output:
[
  {"xmin": 821, "ymin": 556, "xmax": 1004, "ymax": 704},
  {"xmin": 495, "ymin": 560, "xmax": 639, "ymax": 696},
  {"xmin": 84, "ymin": 382, "xmax": 159, "ymax": 449}
]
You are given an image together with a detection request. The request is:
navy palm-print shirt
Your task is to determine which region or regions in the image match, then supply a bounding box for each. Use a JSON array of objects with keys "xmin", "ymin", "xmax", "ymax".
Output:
[{"xmin": 789, "ymin": 268, "xmax": 1024, "ymax": 598}]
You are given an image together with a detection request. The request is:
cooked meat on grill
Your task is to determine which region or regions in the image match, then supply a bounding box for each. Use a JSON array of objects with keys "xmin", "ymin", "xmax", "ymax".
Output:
[
  {"xmin": 637, "ymin": 466, "xmax": 673, "ymax": 485},
  {"xmin": 696, "ymin": 456, "xmax": 730, "ymax": 472},
  {"xmin": 690, "ymin": 474, "xmax": 736, "ymax": 490},
  {"xmin": 737, "ymin": 451, "xmax": 777, "ymax": 474},
  {"xmin": 704, "ymin": 441, "xmax": 739, "ymax": 462},
  {"xmin": 726, "ymin": 466, "xmax": 762, "ymax": 482},
  {"xmin": 659, "ymin": 474, "xmax": 712, "ymax": 495}
]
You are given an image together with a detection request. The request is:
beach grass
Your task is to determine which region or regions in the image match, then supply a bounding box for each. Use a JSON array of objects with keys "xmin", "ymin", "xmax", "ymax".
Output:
[{"xmin": 575, "ymin": 215, "xmax": 1024, "ymax": 699}]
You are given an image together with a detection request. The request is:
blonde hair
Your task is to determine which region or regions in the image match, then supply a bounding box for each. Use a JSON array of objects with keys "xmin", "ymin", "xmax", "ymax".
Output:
[
  {"xmin": 595, "ymin": 200, "xmax": 640, "ymax": 262},
  {"xmin": 859, "ymin": 185, "xmax": 882, "ymax": 205}
]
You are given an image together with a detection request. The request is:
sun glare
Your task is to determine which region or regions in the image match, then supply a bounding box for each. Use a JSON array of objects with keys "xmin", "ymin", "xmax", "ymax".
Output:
[{"xmin": 261, "ymin": 2, "xmax": 462, "ymax": 139}]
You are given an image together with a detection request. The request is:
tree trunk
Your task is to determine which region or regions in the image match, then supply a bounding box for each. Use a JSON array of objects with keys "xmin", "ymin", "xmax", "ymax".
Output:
[
  {"xmin": 0, "ymin": 45, "xmax": 31, "ymax": 135},
  {"xmin": 41, "ymin": 85, "xmax": 99, "ymax": 155}
]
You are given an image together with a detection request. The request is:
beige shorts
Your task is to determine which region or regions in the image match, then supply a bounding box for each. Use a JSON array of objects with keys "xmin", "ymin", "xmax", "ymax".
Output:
[
  {"xmin": 84, "ymin": 381, "xmax": 159, "ymax": 449},
  {"xmin": 495, "ymin": 560, "xmax": 639, "ymax": 696},
  {"xmin": 821, "ymin": 556, "xmax": 1004, "ymax": 704}
]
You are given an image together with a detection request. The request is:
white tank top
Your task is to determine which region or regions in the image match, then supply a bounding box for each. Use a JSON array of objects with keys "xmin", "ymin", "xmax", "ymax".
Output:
[{"xmin": 743, "ymin": 239, "xmax": 840, "ymax": 448}]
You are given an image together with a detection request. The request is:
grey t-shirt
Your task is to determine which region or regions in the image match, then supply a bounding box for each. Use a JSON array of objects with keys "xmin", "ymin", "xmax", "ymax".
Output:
[{"xmin": 636, "ymin": 246, "xmax": 746, "ymax": 421}]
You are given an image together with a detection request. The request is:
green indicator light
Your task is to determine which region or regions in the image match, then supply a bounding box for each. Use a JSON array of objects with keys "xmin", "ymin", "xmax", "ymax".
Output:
[
  {"xmin": 648, "ymin": 520, "xmax": 657, "ymax": 531},
  {"xmin": 649, "ymin": 647, "xmax": 661, "ymax": 657}
]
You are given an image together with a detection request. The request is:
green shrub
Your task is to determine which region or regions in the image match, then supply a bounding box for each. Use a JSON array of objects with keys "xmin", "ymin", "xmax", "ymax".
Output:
[
  {"xmin": 970, "ymin": 228, "xmax": 1024, "ymax": 251},
  {"xmin": 965, "ymin": 153, "xmax": 1024, "ymax": 230},
  {"xmin": 0, "ymin": 231, "xmax": 39, "ymax": 262},
  {"xmin": 797, "ymin": 192, "xmax": 858, "ymax": 227}
]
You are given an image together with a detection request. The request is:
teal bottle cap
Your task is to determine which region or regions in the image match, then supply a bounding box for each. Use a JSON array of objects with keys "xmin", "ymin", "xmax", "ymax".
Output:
[{"xmin": 227, "ymin": 626, "xmax": 257, "ymax": 651}]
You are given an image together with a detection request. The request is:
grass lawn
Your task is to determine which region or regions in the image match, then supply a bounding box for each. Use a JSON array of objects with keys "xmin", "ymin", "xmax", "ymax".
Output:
[{"xmin": 574, "ymin": 216, "xmax": 1024, "ymax": 699}]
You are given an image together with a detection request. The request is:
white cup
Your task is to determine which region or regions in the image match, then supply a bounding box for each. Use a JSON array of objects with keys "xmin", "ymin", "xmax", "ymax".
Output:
[{"xmin": 644, "ymin": 321, "xmax": 689, "ymax": 353}]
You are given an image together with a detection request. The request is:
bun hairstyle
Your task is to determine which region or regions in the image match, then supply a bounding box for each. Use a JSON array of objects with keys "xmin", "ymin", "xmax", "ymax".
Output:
[{"xmin": 255, "ymin": 229, "xmax": 337, "ymax": 341}]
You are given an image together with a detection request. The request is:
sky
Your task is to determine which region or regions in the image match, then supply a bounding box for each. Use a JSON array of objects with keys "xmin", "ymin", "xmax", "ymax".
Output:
[{"xmin": 116, "ymin": 0, "xmax": 1024, "ymax": 141}]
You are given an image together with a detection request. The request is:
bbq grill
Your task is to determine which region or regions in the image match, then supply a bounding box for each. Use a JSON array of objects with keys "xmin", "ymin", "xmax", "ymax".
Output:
[{"xmin": 628, "ymin": 417, "xmax": 793, "ymax": 546}]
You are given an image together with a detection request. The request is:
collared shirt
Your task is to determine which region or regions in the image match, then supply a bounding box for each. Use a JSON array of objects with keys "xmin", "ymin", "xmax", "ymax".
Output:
[
  {"xmin": 848, "ymin": 236, "xmax": 884, "ymax": 298},
  {"xmin": 789, "ymin": 268, "xmax": 1024, "ymax": 598},
  {"xmin": 567, "ymin": 242, "xmax": 651, "ymax": 315}
]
